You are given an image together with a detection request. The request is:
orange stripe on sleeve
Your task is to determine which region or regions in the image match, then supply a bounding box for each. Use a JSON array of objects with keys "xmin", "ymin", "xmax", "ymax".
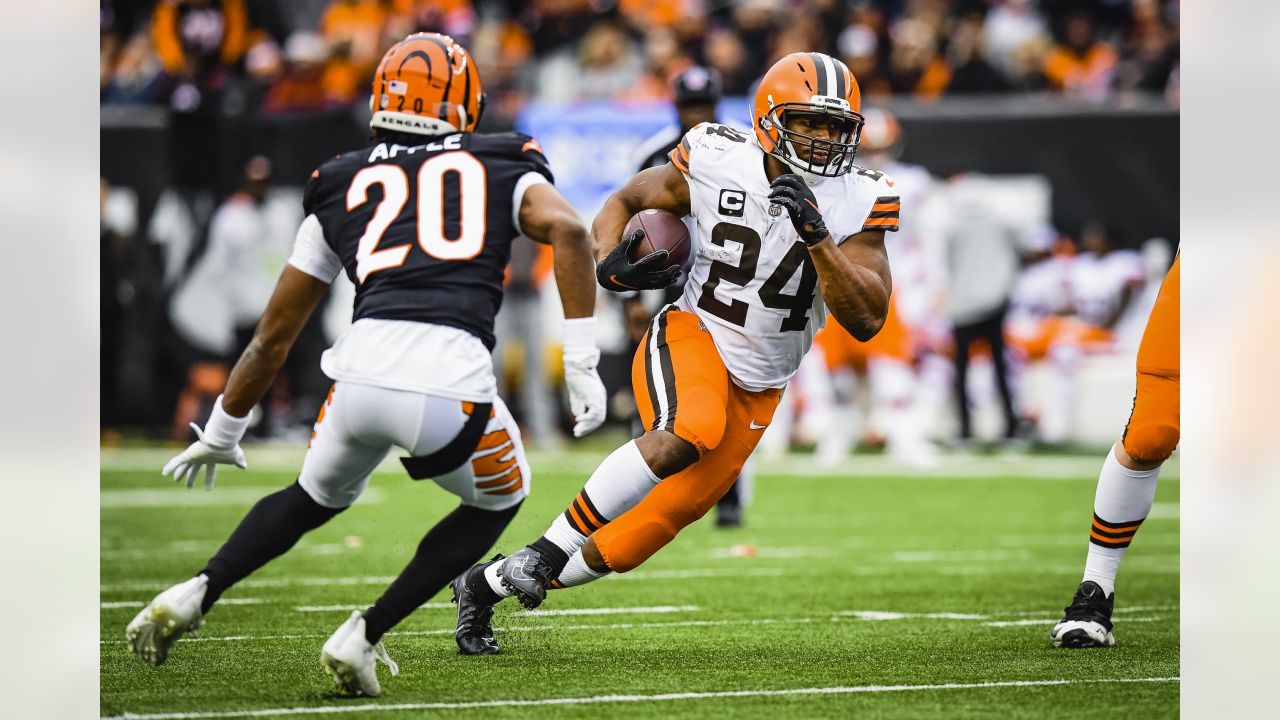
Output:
[{"xmin": 669, "ymin": 147, "xmax": 689, "ymax": 173}]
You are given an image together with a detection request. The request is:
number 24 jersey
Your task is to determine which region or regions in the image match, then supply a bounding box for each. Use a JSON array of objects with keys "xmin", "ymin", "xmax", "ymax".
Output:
[{"xmin": 669, "ymin": 122, "xmax": 900, "ymax": 391}]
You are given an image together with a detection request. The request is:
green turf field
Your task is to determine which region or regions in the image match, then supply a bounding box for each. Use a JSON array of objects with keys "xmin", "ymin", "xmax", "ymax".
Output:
[{"xmin": 100, "ymin": 445, "xmax": 1178, "ymax": 719}]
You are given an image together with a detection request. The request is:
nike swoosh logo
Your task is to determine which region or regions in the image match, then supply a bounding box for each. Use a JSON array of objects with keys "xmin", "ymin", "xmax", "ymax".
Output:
[
  {"xmin": 508, "ymin": 561, "xmax": 533, "ymax": 582},
  {"xmin": 804, "ymin": 198, "xmax": 820, "ymax": 212},
  {"xmin": 609, "ymin": 274, "xmax": 640, "ymax": 290},
  {"xmin": 749, "ymin": 421, "xmax": 767, "ymax": 430}
]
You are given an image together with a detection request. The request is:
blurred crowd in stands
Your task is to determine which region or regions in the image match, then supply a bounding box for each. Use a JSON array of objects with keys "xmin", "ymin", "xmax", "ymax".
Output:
[
  {"xmin": 102, "ymin": 0, "xmax": 1180, "ymax": 126},
  {"xmin": 100, "ymin": 1, "xmax": 1179, "ymax": 459}
]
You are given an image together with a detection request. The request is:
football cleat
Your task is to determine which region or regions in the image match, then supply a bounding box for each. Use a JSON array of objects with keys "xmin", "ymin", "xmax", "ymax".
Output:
[
  {"xmin": 320, "ymin": 611, "xmax": 399, "ymax": 697},
  {"xmin": 126, "ymin": 575, "xmax": 207, "ymax": 667},
  {"xmin": 1051, "ymin": 581, "xmax": 1116, "ymax": 648},
  {"xmin": 452, "ymin": 555, "xmax": 502, "ymax": 655},
  {"xmin": 499, "ymin": 546, "xmax": 557, "ymax": 610}
]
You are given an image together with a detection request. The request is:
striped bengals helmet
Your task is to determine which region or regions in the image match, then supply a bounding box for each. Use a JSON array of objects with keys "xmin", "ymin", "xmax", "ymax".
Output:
[
  {"xmin": 370, "ymin": 33, "xmax": 485, "ymax": 137},
  {"xmin": 753, "ymin": 52, "xmax": 863, "ymax": 178}
]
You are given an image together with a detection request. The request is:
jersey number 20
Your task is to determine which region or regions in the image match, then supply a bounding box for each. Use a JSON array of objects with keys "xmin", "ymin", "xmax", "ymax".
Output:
[{"xmin": 346, "ymin": 152, "xmax": 487, "ymax": 283}]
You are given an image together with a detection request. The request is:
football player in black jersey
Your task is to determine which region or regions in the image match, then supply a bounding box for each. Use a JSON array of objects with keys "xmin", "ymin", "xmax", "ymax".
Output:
[{"xmin": 127, "ymin": 33, "xmax": 606, "ymax": 697}]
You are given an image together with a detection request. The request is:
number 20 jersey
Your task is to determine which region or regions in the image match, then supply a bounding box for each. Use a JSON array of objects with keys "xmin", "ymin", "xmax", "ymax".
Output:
[
  {"xmin": 304, "ymin": 132, "xmax": 554, "ymax": 350},
  {"xmin": 670, "ymin": 122, "xmax": 900, "ymax": 391}
]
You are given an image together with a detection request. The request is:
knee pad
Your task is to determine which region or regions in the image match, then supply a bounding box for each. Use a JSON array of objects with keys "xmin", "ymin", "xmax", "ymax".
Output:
[
  {"xmin": 676, "ymin": 387, "xmax": 727, "ymax": 453},
  {"xmin": 1123, "ymin": 422, "xmax": 1179, "ymax": 465}
]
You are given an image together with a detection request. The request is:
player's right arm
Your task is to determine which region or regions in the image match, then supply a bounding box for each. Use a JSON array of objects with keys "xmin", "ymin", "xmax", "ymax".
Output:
[
  {"xmin": 164, "ymin": 169, "xmax": 344, "ymax": 488},
  {"xmin": 591, "ymin": 162, "xmax": 690, "ymax": 291},
  {"xmin": 517, "ymin": 177, "xmax": 609, "ymax": 436}
]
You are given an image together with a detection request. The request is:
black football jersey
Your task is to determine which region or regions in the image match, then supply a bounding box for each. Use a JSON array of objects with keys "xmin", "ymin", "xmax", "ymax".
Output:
[{"xmin": 304, "ymin": 132, "xmax": 554, "ymax": 349}]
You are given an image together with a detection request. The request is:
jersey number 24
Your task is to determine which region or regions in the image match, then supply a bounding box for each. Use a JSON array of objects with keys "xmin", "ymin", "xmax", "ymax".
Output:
[
  {"xmin": 345, "ymin": 152, "xmax": 487, "ymax": 284},
  {"xmin": 697, "ymin": 222, "xmax": 818, "ymax": 332}
]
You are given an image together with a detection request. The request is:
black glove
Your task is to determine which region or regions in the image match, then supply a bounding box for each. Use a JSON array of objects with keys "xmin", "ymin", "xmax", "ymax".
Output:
[
  {"xmin": 596, "ymin": 227, "xmax": 681, "ymax": 292},
  {"xmin": 768, "ymin": 173, "xmax": 830, "ymax": 246}
]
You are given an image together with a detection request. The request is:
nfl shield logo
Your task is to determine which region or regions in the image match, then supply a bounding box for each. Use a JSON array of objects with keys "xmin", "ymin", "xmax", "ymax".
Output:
[{"xmin": 768, "ymin": 203, "xmax": 783, "ymax": 217}]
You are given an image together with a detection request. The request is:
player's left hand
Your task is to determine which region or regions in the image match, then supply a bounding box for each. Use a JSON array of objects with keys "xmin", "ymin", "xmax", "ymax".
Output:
[
  {"xmin": 768, "ymin": 174, "xmax": 829, "ymax": 246},
  {"xmin": 162, "ymin": 422, "xmax": 248, "ymax": 491},
  {"xmin": 562, "ymin": 346, "xmax": 608, "ymax": 437}
]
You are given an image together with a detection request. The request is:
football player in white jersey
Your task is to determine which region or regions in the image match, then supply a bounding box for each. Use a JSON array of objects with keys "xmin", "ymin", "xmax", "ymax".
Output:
[{"xmin": 453, "ymin": 52, "xmax": 898, "ymax": 652}]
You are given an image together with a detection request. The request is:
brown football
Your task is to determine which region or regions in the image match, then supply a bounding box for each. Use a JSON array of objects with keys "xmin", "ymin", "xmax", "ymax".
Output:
[{"xmin": 624, "ymin": 209, "xmax": 691, "ymax": 270}]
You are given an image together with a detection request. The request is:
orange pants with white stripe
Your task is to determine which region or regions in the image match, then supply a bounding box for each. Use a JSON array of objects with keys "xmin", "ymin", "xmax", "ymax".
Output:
[
  {"xmin": 591, "ymin": 308, "xmax": 782, "ymax": 572},
  {"xmin": 1122, "ymin": 255, "xmax": 1180, "ymax": 464}
]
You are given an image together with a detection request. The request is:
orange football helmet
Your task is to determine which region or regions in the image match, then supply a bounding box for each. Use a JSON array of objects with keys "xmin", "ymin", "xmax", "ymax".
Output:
[
  {"xmin": 858, "ymin": 107, "xmax": 903, "ymax": 157},
  {"xmin": 370, "ymin": 33, "xmax": 485, "ymax": 137},
  {"xmin": 753, "ymin": 52, "xmax": 864, "ymax": 177}
]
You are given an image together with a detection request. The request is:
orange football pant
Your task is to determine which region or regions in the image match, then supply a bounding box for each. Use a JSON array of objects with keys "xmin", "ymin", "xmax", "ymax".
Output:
[
  {"xmin": 593, "ymin": 308, "xmax": 781, "ymax": 572},
  {"xmin": 1123, "ymin": 255, "xmax": 1180, "ymax": 464}
]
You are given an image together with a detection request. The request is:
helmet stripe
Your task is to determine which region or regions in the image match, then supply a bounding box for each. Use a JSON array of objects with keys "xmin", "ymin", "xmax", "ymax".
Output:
[
  {"xmin": 833, "ymin": 57, "xmax": 849, "ymax": 99},
  {"xmin": 819, "ymin": 54, "xmax": 838, "ymax": 98},
  {"xmin": 807, "ymin": 52, "xmax": 827, "ymax": 96}
]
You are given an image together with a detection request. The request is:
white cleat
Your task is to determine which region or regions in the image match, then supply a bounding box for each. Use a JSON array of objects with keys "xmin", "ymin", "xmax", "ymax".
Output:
[
  {"xmin": 320, "ymin": 611, "xmax": 399, "ymax": 697},
  {"xmin": 126, "ymin": 575, "xmax": 208, "ymax": 667},
  {"xmin": 1051, "ymin": 619, "xmax": 1116, "ymax": 648}
]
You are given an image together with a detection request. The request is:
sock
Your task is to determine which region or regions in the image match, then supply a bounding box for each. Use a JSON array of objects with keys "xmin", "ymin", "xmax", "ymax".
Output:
[
  {"xmin": 199, "ymin": 482, "xmax": 345, "ymax": 613},
  {"xmin": 363, "ymin": 502, "xmax": 520, "ymax": 644},
  {"xmin": 540, "ymin": 440, "xmax": 661, "ymax": 563},
  {"xmin": 1081, "ymin": 447, "xmax": 1161, "ymax": 596},
  {"xmin": 551, "ymin": 551, "xmax": 610, "ymax": 589},
  {"xmin": 482, "ymin": 558, "xmax": 513, "ymax": 599}
]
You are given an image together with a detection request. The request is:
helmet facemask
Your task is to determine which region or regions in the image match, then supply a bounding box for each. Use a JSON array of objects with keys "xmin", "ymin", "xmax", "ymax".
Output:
[{"xmin": 760, "ymin": 102, "xmax": 864, "ymax": 178}]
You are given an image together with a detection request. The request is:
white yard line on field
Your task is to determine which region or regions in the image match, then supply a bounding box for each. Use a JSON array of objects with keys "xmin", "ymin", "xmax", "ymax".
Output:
[
  {"xmin": 983, "ymin": 617, "xmax": 1159, "ymax": 628},
  {"xmin": 101, "ymin": 604, "xmax": 1178, "ymax": 645},
  {"xmin": 293, "ymin": 602, "xmax": 455, "ymax": 613},
  {"xmin": 102, "ymin": 598, "xmax": 264, "ymax": 610},
  {"xmin": 516, "ymin": 605, "xmax": 698, "ymax": 617},
  {"xmin": 101, "ymin": 445, "xmax": 1179, "ymax": 480},
  {"xmin": 101, "ymin": 617, "xmax": 825, "ymax": 645},
  {"xmin": 100, "ymin": 677, "xmax": 1179, "ymax": 719},
  {"xmin": 101, "ymin": 567, "xmax": 783, "ymax": 593},
  {"xmin": 101, "ymin": 487, "xmax": 383, "ymax": 509}
]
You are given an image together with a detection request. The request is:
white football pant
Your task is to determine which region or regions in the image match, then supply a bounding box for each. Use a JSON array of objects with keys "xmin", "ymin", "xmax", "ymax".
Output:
[{"xmin": 298, "ymin": 382, "xmax": 530, "ymax": 511}]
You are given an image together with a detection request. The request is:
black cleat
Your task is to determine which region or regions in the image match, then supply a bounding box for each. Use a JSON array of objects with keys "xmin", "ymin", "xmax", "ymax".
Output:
[
  {"xmin": 452, "ymin": 556, "xmax": 502, "ymax": 655},
  {"xmin": 1050, "ymin": 581, "xmax": 1116, "ymax": 648},
  {"xmin": 499, "ymin": 546, "xmax": 557, "ymax": 610}
]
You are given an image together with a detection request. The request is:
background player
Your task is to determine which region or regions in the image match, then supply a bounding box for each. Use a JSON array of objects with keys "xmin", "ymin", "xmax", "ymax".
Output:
[
  {"xmin": 453, "ymin": 51, "xmax": 898, "ymax": 652},
  {"xmin": 125, "ymin": 33, "xmax": 607, "ymax": 696},
  {"xmin": 1051, "ymin": 254, "xmax": 1179, "ymax": 648}
]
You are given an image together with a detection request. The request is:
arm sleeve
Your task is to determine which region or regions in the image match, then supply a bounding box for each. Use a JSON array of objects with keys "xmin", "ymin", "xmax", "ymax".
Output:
[
  {"xmin": 287, "ymin": 215, "xmax": 343, "ymax": 282},
  {"xmin": 511, "ymin": 171, "xmax": 551, "ymax": 236}
]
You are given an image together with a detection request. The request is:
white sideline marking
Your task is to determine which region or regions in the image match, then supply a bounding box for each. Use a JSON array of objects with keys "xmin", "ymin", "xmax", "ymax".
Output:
[
  {"xmin": 100, "ymin": 677, "xmax": 1179, "ymax": 719},
  {"xmin": 102, "ymin": 599, "xmax": 263, "ymax": 610},
  {"xmin": 100, "ymin": 488, "xmax": 383, "ymax": 509},
  {"xmin": 101, "ymin": 444, "xmax": 1179, "ymax": 480},
  {"xmin": 100, "ymin": 605, "xmax": 1178, "ymax": 645},
  {"xmin": 101, "ymin": 567, "xmax": 782, "ymax": 593},
  {"xmin": 618, "ymin": 567, "xmax": 786, "ymax": 580},
  {"xmin": 294, "ymin": 603, "xmax": 454, "ymax": 613},
  {"xmin": 101, "ymin": 617, "xmax": 824, "ymax": 645},
  {"xmin": 984, "ymin": 617, "xmax": 1159, "ymax": 628},
  {"xmin": 516, "ymin": 605, "xmax": 698, "ymax": 617},
  {"xmin": 843, "ymin": 611, "xmax": 988, "ymax": 621}
]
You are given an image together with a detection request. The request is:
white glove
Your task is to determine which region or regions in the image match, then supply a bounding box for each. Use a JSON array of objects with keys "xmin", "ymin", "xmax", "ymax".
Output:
[
  {"xmin": 161, "ymin": 395, "xmax": 250, "ymax": 490},
  {"xmin": 562, "ymin": 317, "xmax": 608, "ymax": 438}
]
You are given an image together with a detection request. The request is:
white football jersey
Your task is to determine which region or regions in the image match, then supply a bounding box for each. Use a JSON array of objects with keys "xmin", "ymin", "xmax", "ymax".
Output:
[
  {"xmin": 1070, "ymin": 250, "xmax": 1145, "ymax": 327},
  {"xmin": 671, "ymin": 122, "xmax": 899, "ymax": 391}
]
